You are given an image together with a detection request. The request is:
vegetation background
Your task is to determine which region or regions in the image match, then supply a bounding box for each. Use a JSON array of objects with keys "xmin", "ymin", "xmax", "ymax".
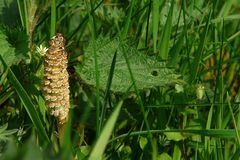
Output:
[{"xmin": 0, "ymin": 0, "xmax": 240, "ymax": 159}]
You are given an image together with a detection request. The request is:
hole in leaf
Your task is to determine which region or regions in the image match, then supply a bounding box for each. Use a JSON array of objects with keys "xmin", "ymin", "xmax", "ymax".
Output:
[{"xmin": 151, "ymin": 70, "xmax": 158, "ymax": 76}]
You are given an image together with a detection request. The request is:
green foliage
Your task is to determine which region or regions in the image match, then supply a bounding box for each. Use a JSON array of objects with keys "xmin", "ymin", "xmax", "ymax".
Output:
[
  {"xmin": 0, "ymin": 0, "xmax": 19, "ymax": 26},
  {"xmin": 0, "ymin": 0, "xmax": 240, "ymax": 159},
  {"xmin": 0, "ymin": 123, "xmax": 17, "ymax": 141},
  {"xmin": 0, "ymin": 26, "xmax": 48, "ymax": 146},
  {"xmin": 0, "ymin": 30, "xmax": 16, "ymax": 66},
  {"xmin": 76, "ymin": 36, "xmax": 182, "ymax": 93},
  {"xmin": 159, "ymin": 0, "xmax": 174, "ymax": 60},
  {"xmin": 0, "ymin": 27, "xmax": 28, "ymax": 66},
  {"xmin": 0, "ymin": 55, "xmax": 50, "ymax": 144},
  {"xmin": 89, "ymin": 100, "xmax": 123, "ymax": 160}
]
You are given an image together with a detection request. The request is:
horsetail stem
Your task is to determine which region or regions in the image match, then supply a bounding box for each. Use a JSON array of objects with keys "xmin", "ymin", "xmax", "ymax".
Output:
[{"xmin": 43, "ymin": 33, "xmax": 70, "ymax": 124}]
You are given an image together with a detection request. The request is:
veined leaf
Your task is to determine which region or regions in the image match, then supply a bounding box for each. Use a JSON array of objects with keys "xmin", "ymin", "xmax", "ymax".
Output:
[
  {"xmin": 0, "ymin": 28, "xmax": 28, "ymax": 66},
  {"xmin": 0, "ymin": 30, "xmax": 16, "ymax": 66},
  {"xmin": 76, "ymin": 37, "xmax": 182, "ymax": 93}
]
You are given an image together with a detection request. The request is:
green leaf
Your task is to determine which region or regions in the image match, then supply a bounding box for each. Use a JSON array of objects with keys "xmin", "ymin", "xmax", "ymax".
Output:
[
  {"xmin": 164, "ymin": 127, "xmax": 185, "ymax": 141},
  {"xmin": 0, "ymin": 123, "xmax": 18, "ymax": 141},
  {"xmin": 173, "ymin": 144, "xmax": 181, "ymax": 160},
  {"xmin": 78, "ymin": 146, "xmax": 91, "ymax": 159},
  {"xmin": 0, "ymin": 30, "xmax": 16, "ymax": 66},
  {"xmin": 76, "ymin": 37, "xmax": 182, "ymax": 93},
  {"xmin": 38, "ymin": 95, "xmax": 47, "ymax": 123},
  {"xmin": 89, "ymin": 100, "xmax": 123, "ymax": 160},
  {"xmin": 0, "ymin": 55, "xmax": 50, "ymax": 144},
  {"xmin": 0, "ymin": 28, "xmax": 28, "ymax": 66},
  {"xmin": 0, "ymin": 123, "xmax": 8, "ymax": 133},
  {"xmin": 158, "ymin": 153, "xmax": 172, "ymax": 160},
  {"xmin": 0, "ymin": 0, "xmax": 19, "ymax": 26},
  {"xmin": 139, "ymin": 136, "xmax": 148, "ymax": 150},
  {"xmin": 5, "ymin": 28, "xmax": 29, "ymax": 58}
]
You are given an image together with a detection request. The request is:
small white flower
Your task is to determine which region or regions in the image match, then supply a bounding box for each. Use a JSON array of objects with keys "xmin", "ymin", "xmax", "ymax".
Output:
[{"xmin": 36, "ymin": 44, "xmax": 48, "ymax": 56}]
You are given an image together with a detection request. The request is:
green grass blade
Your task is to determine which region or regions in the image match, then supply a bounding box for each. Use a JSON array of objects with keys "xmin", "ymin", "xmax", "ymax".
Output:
[
  {"xmin": 158, "ymin": 0, "xmax": 174, "ymax": 60},
  {"xmin": 37, "ymin": 95, "xmax": 47, "ymax": 124},
  {"xmin": 99, "ymin": 51, "xmax": 117, "ymax": 131},
  {"xmin": 152, "ymin": 138, "xmax": 157, "ymax": 160},
  {"xmin": 0, "ymin": 89, "xmax": 14, "ymax": 106},
  {"xmin": 190, "ymin": 11, "xmax": 211, "ymax": 83},
  {"xmin": 152, "ymin": 0, "xmax": 160, "ymax": 53},
  {"xmin": 173, "ymin": 144, "xmax": 181, "ymax": 160},
  {"xmin": 167, "ymin": 30, "xmax": 185, "ymax": 67},
  {"xmin": 50, "ymin": 0, "xmax": 56, "ymax": 37},
  {"xmin": 16, "ymin": 0, "xmax": 25, "ymax": 28},
  {"xmin": 89, "ymin": 100, "xmax": 123, "ymax": 160},
  {"xmin": 85, "ymin": 0, "xmax": 101, "ymax": 136},
  {"xmin": 23, "ymin": 0, "xmax": 29, "ymax": 34},
  {"xmin": 120, "ymin": 40, "xmax": 154, "ymax": 151},
  {"xmin": 110, "ymin": 129, "xmax": 240, "ymax": 143},
  {"xmin": 121, "ymin": 0, "xmax": 136, "ymax": 39},
  {"xmin": 0, "ymin": 55, "xmax": 50, "ymax": 144},
  {"xmin": 205, "ymin": 104, "xmax": 214, "ymax": 152},
  {"xmin": 232, "ymin": 148, "xmax": 240, "ymax": 160},
  {"xmin": 227, "ymin": 92, "xmax": 240, "ymax": 145},
  {"xmin": 218, "ymin": 0, "xmax": 234, "ymax": 17}
]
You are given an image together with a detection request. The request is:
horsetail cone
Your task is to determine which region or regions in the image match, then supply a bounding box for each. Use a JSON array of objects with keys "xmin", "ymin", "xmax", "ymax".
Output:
[{"xmin": 43, "ymin": 33, "xmax": 70, "ymax": 124}]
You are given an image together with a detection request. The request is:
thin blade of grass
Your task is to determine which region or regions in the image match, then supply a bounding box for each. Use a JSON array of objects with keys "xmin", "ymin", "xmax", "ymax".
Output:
[
  {"xmin": 152, "ymin": 0, "xmax": 160, "ymax": 53},
  {"xmin": 152, "ymin": 138, "xmax": 157, "ymax": 160},
  {"xmin": 99, "ymin": 51, "xmax": 117, "ymax": 131},
  {"xmin": 118, "ymin": 1, "xmax": 154, "ymax": 146},
  {"xmin": 85, "ymin": 0, "xmax": 101, "ymax": 136},
  {"xmin": 167, "ymin": 30, "xmax": 185, "ymax": 67},
  {"xmin": 232, "ymin": 148, "xmax": 240, "ymax": 159},
  {"xmin": 109, "ymin": 129, "xmax": 240, "ymax": 143},
  {"xmin": 0, "ymin": 89, "xmax": 14, "ymax": 106},
  {"xmin": 50, "ymin": 0, "xmax": 56, "ymax": 37},
  {"xmin": 173, "ymin": 144, "xmax": 181, "ymax": 160},
  {"xmin": 37, "ymin": 95, "xmax": 47, "ymax": 124},
  {"xmin": 89, "ymin": 100, "xmax": 123, "ymax": 160},
  {"xmin": 204, "ymin": 104, "xmax": 214, "ymax": 152},
  {"xmin": 23, "ymin": 0, "xmax": 29, "ymax": 33},
  {"xmin": 67, "ymin": 0, "xmax": 103, "ymax": 40},
  {"xmin": 110, "ymin": 1, "xmax": 158, "ymax": 147},
  {"xmin": 158, "ymin": 0, "xmax": 174, "ymax": 60},
  {"xmin": 0, "ymin": 55, "xmax": 50, "ymax": 144},
  {"xmin": 227, "ymin": 92, "xmax": 240, "ymax": 145},
  {"xmin": 190, "ymin": 11, "xmax": 211, "ymax": 83},
  {"xmin": 121, "ymin": 0, "xmax": 136, "ymax": 39},
  {"xmin": 120, "ymin": 42, "xmax": 154, "ymax": 149},
  {"xmin": 218, "ymin": 0, "xmax": 234, "ymax": 17},
  {"xmin": 214, "ymin": 20, "xmax": 225, "ymax": 129},
  {"xmin": 16, "ymin": 0, "xmax": 25, "ymax": 28}
]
